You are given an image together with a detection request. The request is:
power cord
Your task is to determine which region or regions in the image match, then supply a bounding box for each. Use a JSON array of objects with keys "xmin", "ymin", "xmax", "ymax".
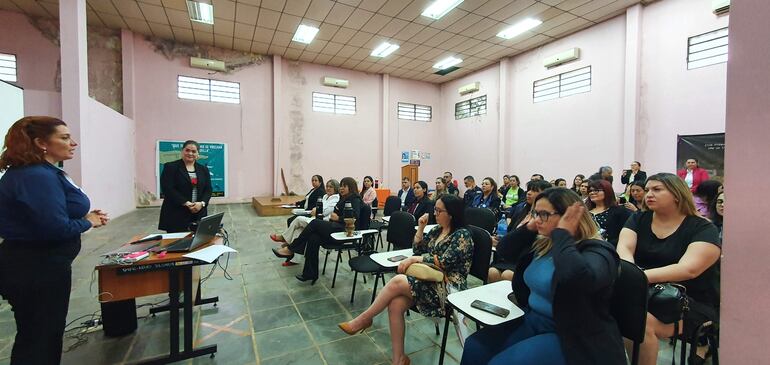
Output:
[{"xmin": 62, "ymin": 309, "xmax": 102, "ymax": 353}]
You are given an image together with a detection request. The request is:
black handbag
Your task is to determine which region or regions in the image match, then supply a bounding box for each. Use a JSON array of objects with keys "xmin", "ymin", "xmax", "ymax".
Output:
[{"xmin": 647, "ymin": 283, "xmax": 689, "ymax": 324}]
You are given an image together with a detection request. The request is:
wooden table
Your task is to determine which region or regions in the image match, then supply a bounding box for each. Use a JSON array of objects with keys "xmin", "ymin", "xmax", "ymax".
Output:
[
  {"xmin": 251, "ymin": 195, "xmax": 304, "ymax": 216},
  {"xmin": 96, "ymin": 236, "xmax": 224, "ymax": 364}
]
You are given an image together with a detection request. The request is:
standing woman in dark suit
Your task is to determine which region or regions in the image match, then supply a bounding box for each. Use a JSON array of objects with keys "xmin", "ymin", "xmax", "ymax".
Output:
[
  {"xmin": 0, "ymin": 116, "xmax": 109, "ymax": 365},
  {"xmin": 158, "ymin": 140, "xmax": 212, "ymax": 233}
]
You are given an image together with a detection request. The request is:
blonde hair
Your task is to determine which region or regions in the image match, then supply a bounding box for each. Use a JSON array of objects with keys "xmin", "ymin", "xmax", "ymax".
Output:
[
  {"xmin": 646, "ymin": 173, "xmax": 698, "ymax": 216},
  {"xmin": 532, "ymin": 188, "xmax": 601, "ymax": 257}
]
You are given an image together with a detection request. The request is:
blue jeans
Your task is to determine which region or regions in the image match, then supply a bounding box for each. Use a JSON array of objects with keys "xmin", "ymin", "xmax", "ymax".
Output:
[{"xmin": 460, "ymin": 310, "xmax": 567, "ymax": 365}]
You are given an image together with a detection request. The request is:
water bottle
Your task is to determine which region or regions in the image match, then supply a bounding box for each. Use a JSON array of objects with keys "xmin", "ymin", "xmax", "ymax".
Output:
[
  {"xmin": 315, "ymin": 197, "xmax": 324, "ymax": 219},
  {"xmin": 343, "ymin": 201, "xmax": 354, "ymax": 219},
  {"xmin": 496, "ymin": 212, "xmax": 508, "ymax": 237}
]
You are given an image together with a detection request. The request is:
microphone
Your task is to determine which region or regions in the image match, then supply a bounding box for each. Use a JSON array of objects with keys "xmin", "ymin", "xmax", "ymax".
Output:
[{"xmin": 129, "ymin": 235, "xmax": 163, "ymax": 245}]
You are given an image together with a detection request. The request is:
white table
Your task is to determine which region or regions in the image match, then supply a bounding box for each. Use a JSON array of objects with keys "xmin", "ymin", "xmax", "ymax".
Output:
[
  {"xmin": 369, "ymin": 248, "xmax": 414, "ymax": 268},
  {"xmin": 330, "ymin": 229, "xmax": 379, "ymax": 241}
]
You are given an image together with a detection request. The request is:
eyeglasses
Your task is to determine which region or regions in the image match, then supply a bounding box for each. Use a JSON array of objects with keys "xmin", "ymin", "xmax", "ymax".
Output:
[
  {"xmin": 530, "ymin": 210, "xmax": 560, "ymax": 221},
  {"xmin": 434, "ymin": 207, "xmax": 447, "ymax": 215},
  {"xmin": 588, "ymin": 189, "xmax": 603, "ymax": 194}
]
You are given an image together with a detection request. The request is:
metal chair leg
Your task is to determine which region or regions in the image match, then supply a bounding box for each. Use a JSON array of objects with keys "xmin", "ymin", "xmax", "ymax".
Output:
[
  {"xmin": 371, "ymin": 272, "xmax": 380, "ymax": 303},
  {"xmin": 322, "ymin": 250, "xmax": 330, "ymax": 275},
  {"xmin": 350, "ymin": 271, "xmax": 358, "ymax": 303},
  {"xmin": 331, "ymin": 251, "xmax": 341, "ymax": 288}
]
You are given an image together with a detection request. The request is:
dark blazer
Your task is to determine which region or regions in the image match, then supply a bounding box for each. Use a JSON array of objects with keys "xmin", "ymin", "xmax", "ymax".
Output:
[
  {"xmin": 463, "ymin": 186, "xmax": 481, "ymax": 207},
  {"xmin": 295, "ymin": 187, "xmax": 325, "ymax": 210},
  {"xmin": 597, "ymin": 205, "xmax": 633, "ymax": 246},
  {"xmin": 397, "ymin": 188, "xmax": 416, "ymax": 206},
  {"xmin": 470, "ymin": 192, "xmax": 501, "ymax": 217},
  {"xmin": 408, "ymin": 196, "xmax": 436, "ymax": 225},
  {"xmin": 510, "ymin": 228, "xmax": 626, "ymax": 365},
  {"xmin": 158, "ymin": 159, "xmax": 212, "ymax": 233},
  {"xmin": 620, "ymin": 170, "xmax": 647, "ymax": 185},
  {"xmin": 330, "ymin": 193, "xmax": 366, "ymax": 229}
]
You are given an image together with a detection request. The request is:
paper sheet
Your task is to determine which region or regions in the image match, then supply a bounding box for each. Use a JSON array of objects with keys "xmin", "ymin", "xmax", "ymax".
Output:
[
  {"xmin": 183, "ymin": 245, "xmax": 238, "ymax": 263},
  {"xmin": 280, "ymin": 204, "xmax": 296, "ymax": 208},
  {"xmin": 140, "ymin": 232, "xmax": 190, "ymax": 240}
]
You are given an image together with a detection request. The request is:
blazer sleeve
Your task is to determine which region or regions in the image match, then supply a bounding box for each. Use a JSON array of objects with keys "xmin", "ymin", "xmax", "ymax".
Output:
[
  {"xmin": 636, "ymin": 171, "xmax": 647, "ymax": 183},
  {"xmin": 406, "ymin": 189, "xmax": 416, "ymax": 205},
  {"xmin": 161, "ymin": 161, "xmax": 188, "ymax": 207},
  {"xmin": 489, "ymin": 195, "xmax": 501, "ymax": 216},
  {"xmin": 198, "ymin": 164, "xmax": 212, "ymax": 204},
  {"xmin": 550, "ymin": 229, "xmax": 619, "ymax": 292},
  {"xmin": 15, "ymin": 170, "xmax": 92, "ymax": 239},
  {"xmin": 620, "ymin": 172, "xmax": 630, "ymax": 185}
]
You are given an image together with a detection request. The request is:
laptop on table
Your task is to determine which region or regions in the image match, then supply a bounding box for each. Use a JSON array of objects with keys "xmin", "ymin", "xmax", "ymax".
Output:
[{"xmin": 163, "ymin": 212, "xmax": 225, "ymax": 253}]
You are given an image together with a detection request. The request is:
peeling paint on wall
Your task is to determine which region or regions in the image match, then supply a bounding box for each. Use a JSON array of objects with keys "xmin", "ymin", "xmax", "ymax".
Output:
[
  {"xmin": 285, "ymin": 61, "xmax": 307, "ymax": 194},
  {"xmin": 145, "ymin": 36, "xmax": 263, "ymax": 73}
]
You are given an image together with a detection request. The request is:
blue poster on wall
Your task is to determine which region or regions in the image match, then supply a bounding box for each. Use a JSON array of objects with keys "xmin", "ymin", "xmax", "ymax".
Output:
[{"xmin": 157, "ymin": 140, "xmax": 228, "ymax": 198}]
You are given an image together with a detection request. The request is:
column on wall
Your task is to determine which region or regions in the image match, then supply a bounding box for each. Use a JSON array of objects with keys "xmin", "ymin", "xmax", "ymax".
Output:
[
  {"xmin": 623, "ymin": 4, "xmax": 643, "ymax": 164},
  {"xmin": 59, "ymin": 0, "xmax": 88, "ymax": 184},
  {"xmin": 272, "ymin": 54, "xmax": 282, "ymax": 196},
  {"xmin": 498, "ymin": 58, "xmax": 510, "ymax": 176},
  {"xmin": 382, "ymin": 74, "xmax": 390, "ymax": 186}
]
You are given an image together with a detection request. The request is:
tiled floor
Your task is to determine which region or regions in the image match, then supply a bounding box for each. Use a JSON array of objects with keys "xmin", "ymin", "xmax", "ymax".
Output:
[{"xmin": 0, "ymin": 203, "xmax": 709, "ymax": 365}]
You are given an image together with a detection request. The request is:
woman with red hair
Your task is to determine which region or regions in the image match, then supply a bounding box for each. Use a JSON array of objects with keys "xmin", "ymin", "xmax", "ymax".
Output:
[
  {"xmin": 586, "ymin": 179, "xmax": 631, "ymax": 246},
  {"xmin": 0, "ymin": 116, "xmax": 108, "ymax": 364}
]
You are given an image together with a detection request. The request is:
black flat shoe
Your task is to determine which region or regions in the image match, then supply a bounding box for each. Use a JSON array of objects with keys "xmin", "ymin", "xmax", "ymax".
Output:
[
  {"xmin": 295, "ymin": 274, "xmax": 318, "ymax": 285},
  {"xmin": 272, "ymin": 247, "xmax": 294, "ymax": 259}
]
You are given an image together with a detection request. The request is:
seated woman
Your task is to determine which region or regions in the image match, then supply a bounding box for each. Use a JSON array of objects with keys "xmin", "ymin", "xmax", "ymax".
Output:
[
  {"xmin": 338, "ymin": 195, "xmax": 472, "ymax": 365},
  {"xmin": 570, "ymin": 174, "xmax": 585, "ymax": 194},
  {"xmin": 272, "ymin": 177, "xmax": 363, "ymax": 284},
  {"xmin": 586, "ymin": 179, "xmax": 631, "ymax": 246},
  {"xmin": 693, "ymin": 180, "xmax": 722, "ymax": 219},
  {"xmin": 578, "ymin": 180, "xmax": 590, "ymax": 202},
  {"xmin": 470, "ymin": 177, "xmax": 502, "ymax": 216},
  {"xmin": 270, "ymin": 179, "xmax": 340, "ymax": 245},
  {"xmin": 617, "ymin": 173, "xmax": 721, "ymax": 365},
  {"xmin": 405, "ymin": 181, "xmax": 435, "ymax": 224},
  {"xmin": 361, "ymin": 175, "xmax": 377, "ymax": 207},
  {"xmin": 462, "ymin": 188, "xmax": 625, "ymax": 365},
  {"xmin": 501, "ymin": 175, "xmax": 526, "ymax": 210},
  {"xmin": 286, "ymin": 175, "xmax": 325, "ymax": 227},
  {"xmin": 553, "ymin": 178, "xmax": 567, "ymax": 188},
  {"xmin": 432, "ymin": 177, "xmax": 449, "ymax": 201},
  {"xmin": 623, "ymin": 181, "xmax": 646, "ymax": 212}
]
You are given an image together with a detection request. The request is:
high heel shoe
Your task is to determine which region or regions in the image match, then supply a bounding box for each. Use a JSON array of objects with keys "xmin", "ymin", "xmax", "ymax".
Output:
[
  {"xmin": 338, "ymin": 318, "xmax": 373, "ymax": 335},
  {"xmin": 272, "ymin": 247, "xmax": 294, "ymax": 259},
  {"xmin": 295, "ymin": 274, "xmax": 317, "ymax": 285},
  {"xmin": 270, "ymin": 233, "xmax": 286, "ymax": 243}
]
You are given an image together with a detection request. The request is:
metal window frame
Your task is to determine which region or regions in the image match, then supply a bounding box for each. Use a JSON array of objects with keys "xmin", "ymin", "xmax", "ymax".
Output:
[
  {"xmin": 687, "ymin": 27, "xmax": 729, "ymax": 70},
  {"xmin": 177, "ymin": 75, "xmax": 240, "ymax": 104},
  {"xmin": 0, "ymin": 52, "xmax": 18, "ymax": 83},
  {"xmin": 398, "ymin": 102, "xmax": 432, "ymax": 122},
  {"xmin": 455, "ymin": 95, "xmax": 487, "ymax": 120},
  {"xmin": 532, "ymin": 66, "xmax": 592, "ymax": 103},
  {"xmin": 312, "ymin": 92, "xmax": 357, "ymax": 115}
]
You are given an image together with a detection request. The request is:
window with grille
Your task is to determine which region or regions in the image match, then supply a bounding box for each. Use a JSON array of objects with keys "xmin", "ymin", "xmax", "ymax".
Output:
[
  {"xmin": 398, "ymin": 102, "xmax": 432, "ymax": 122},
  {"xmin": 688, "ymin": 27, "xmax": 728, "ymax": 70},
  {"xmin": 177, "ymin": 75, "xmax": 240, "ymax": 104},
  {"xmin": 312, "ymin": 92, "xmax": 356, "ymax": 115},
  {"xmin": 533, "ymin": 66, "xmax": 592, "ymax": 103},
  {"xmin": 455, "ymin": 95, "xmax": 487, "ymax": 120},
  {"xmin": 0, "ymin": 53, "xmax": 17, "ymax": 82}
]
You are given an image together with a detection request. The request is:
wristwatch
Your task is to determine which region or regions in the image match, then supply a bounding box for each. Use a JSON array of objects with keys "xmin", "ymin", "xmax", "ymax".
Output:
[{"xmin": 200, "ymin": 201, "xmax": 206, "ymax": 207}]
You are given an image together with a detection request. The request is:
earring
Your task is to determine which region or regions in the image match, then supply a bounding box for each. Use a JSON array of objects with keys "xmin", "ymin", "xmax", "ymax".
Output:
[{"xmin": 43, "ymin": 148, "xmax": 47, "ymax": 154}]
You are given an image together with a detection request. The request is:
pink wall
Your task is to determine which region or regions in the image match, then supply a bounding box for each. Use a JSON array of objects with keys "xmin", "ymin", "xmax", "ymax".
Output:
[
  {"xmin": 387, "ymin": 77, "xmax": 443, "ymax": 190},
  {"xmin": 81, "ymin": 98, "xmax": 135, "ymax": 217},
  {"xmin": 130, "ymin": 34, "xmax": 274, "ymax": 204},
  {"xmin": 439, "ymin": 64, "xmax": 500, "ymax": 195},
  {"xmin": 638, "ymin": 0, "xmax": 729, "ymax": 174},
  {"xmin": 277, "ymin": 60, "xmax": 383, "ymax": 194},
  {"xmin": 507, "ymin": 16, "xmax": 626, "ymax": 192},
  {"xmin": 721, "ymin": 0, "xmax": 770, "ymax": 361}
]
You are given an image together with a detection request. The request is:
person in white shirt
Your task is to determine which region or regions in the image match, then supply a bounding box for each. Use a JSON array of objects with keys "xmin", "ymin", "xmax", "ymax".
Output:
[{"xmin": 271, "ymin": 180, "xmax": 340, "ymax": 245}]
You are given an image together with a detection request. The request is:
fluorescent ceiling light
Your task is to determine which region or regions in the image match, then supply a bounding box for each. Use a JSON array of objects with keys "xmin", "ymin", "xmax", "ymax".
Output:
[
  {"xmin": 187, "ymin": 1, "xmax": 214, "ymax": 24},
  {"xmin": 371, "ymin": 42, "xmax": 400, "ymax": 58},
  {"xmin": 497, "ymin": 18, "xmax": 542, "ymax": 39},
  {"xmin": 292, "ymin": 24, "xmax": 320, "ymax": 44},
  {"xmin": 433, "ymin": 56, "xmax": 462, "ymax": 70},
  {"xmin": 421, "ymin": 0, "xmax": 463, "ymax": 20}
]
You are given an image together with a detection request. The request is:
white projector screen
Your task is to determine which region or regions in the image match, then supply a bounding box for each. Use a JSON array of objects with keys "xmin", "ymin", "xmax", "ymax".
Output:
[{"xmin": 0, "ymin": 80, "xmax": 24, "ymax": 177}]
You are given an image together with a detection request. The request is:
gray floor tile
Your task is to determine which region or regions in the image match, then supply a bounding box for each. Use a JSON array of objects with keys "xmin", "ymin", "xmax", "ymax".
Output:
[
  {"xmin": 260, "ymin": 347, "xmax": 325, "ymax": 365},
  {"xmin": 254, "ymin": 323, "xmax": 313, "ymax": 360},
  {"xmin": 304, "ymin": 313, "xmax": 353, "ymax": 345},
  {"xmin": 318, "ymin": 336, "xmax": 388, "ymax": 365},
  {"xmin": 251, "ymin": 305, "xmax": 302, "ymax": 333},
  {"xmin": 295, "ymin": 298, "xmax": 346, "ymax": 321}
]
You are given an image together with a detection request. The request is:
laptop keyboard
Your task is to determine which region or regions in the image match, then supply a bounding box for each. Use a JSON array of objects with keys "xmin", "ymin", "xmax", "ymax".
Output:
[{"xmin": 165, "ymin": 236, "xmax": 193, "ymax": 251}]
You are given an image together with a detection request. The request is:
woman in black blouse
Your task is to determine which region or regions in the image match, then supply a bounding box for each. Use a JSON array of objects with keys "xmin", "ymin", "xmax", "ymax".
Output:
[
  {"xmin": 586, "ymin": 179, "xmax": 630, "ymax": 246},
  {"xmin": 617, "ymin": 173, "xmax": 721, "ymax": 365},
  {"xmin": 406, "ymin": 181, "xmax": 435, "ymax": 224},
  {"xmin": 158, "ymin": 140, "xmax": 212, "ymax": 233}
]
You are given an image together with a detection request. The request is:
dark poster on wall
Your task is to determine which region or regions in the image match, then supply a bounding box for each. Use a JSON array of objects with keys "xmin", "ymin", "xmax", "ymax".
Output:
[{"xmin": 677, "ymin": 133, "xmax": 725, "ymax": 179}]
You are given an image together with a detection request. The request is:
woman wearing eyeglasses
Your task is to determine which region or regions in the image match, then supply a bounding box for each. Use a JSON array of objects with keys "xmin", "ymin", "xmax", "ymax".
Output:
[
  {"xmin": 462, "ymin": 188, "xmax": 625, "ymax": 365},
  {"xmin": 338, "ymin": 194, "xmax": 472, "ymax": 365},
  {"xmin": 586, "ymin": 179, "xmax": 631, "ymax": 246}
]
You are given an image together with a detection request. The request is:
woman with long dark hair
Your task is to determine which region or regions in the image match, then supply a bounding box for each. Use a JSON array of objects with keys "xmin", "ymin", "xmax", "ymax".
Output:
[
  {"xmin": 0, "ymin": 117, "xmax": 109, "ymax": 364},
  {"xmin": 586, "ymin": 179, "xmax": 631, "ymax": 246},
  {"xmin": 158, "ymin": 140, "xmax": 213, "ymax": 232},
  {"xmin": 338, "ymin": 195, "xmax": 472, "ymax": 365}
]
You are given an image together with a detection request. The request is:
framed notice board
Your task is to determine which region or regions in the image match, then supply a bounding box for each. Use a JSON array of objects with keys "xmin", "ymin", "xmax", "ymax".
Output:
[{"xmin": 157, "ymin": 140, "xmax": 227, "ymax": 198}]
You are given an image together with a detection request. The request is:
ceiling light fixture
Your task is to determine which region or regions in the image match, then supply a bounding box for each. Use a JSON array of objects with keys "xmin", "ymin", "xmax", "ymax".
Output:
[
  {"xmin": 421, "ymin": 0, "xmax": 464, "ymax": 20},
  {"xmin": 433, "ymin": 56, "xmax": 463, "ymax": 70},
  {"xmin": 292, "ymin": 24, "xmax": 320, "ymax": 44},
  {"xmin": 497, "ymin": 18, "xmax": 542, "ymax": 39},
  {"xmin": 186, "ymin": 1, "xmax": 214, "ymax": 25},
  {"xmin": 371, "ymin": 42, "xmax": 400, "ymax": 58}
]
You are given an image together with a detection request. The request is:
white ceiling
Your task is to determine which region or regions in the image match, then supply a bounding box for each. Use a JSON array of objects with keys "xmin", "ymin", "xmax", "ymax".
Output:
[{"xmin": 0, "ymin": 0, "xmax": 651, "ymax": 83}]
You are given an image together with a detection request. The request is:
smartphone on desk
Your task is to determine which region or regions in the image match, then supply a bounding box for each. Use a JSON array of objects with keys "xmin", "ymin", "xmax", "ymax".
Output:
[
  {"xmin": 471, "ymin": 300, "xmax": 510, "ymax": 317},
  {"xmin": 387, "ymin": 255, "xmax": 408, "ymax": 262}
]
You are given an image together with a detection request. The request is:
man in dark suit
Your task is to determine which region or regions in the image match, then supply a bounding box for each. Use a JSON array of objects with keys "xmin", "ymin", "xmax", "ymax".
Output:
[
  {"xmin": 463, "ymin": 175, "xmax": 482, "ymax": 207},
  {"xmin": 444, "ymin": 171, "xmax": 459, "ymax": 196},
  {"xmin": 397, "ymin": 176, "xmax": 415, "ymax": 208},
  {"xmin": 620, "ymin": 161, "xmax": 647, "ymax": 186}
]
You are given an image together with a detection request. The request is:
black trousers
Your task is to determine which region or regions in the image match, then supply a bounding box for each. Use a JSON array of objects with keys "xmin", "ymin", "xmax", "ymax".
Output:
[
  {"xmin": 288, "ymin": 219, "xmax": 343, "ymax": 279},
  {"xmin": 0, "ymin": 257, "xmax": 73, "ymax": 365}
]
